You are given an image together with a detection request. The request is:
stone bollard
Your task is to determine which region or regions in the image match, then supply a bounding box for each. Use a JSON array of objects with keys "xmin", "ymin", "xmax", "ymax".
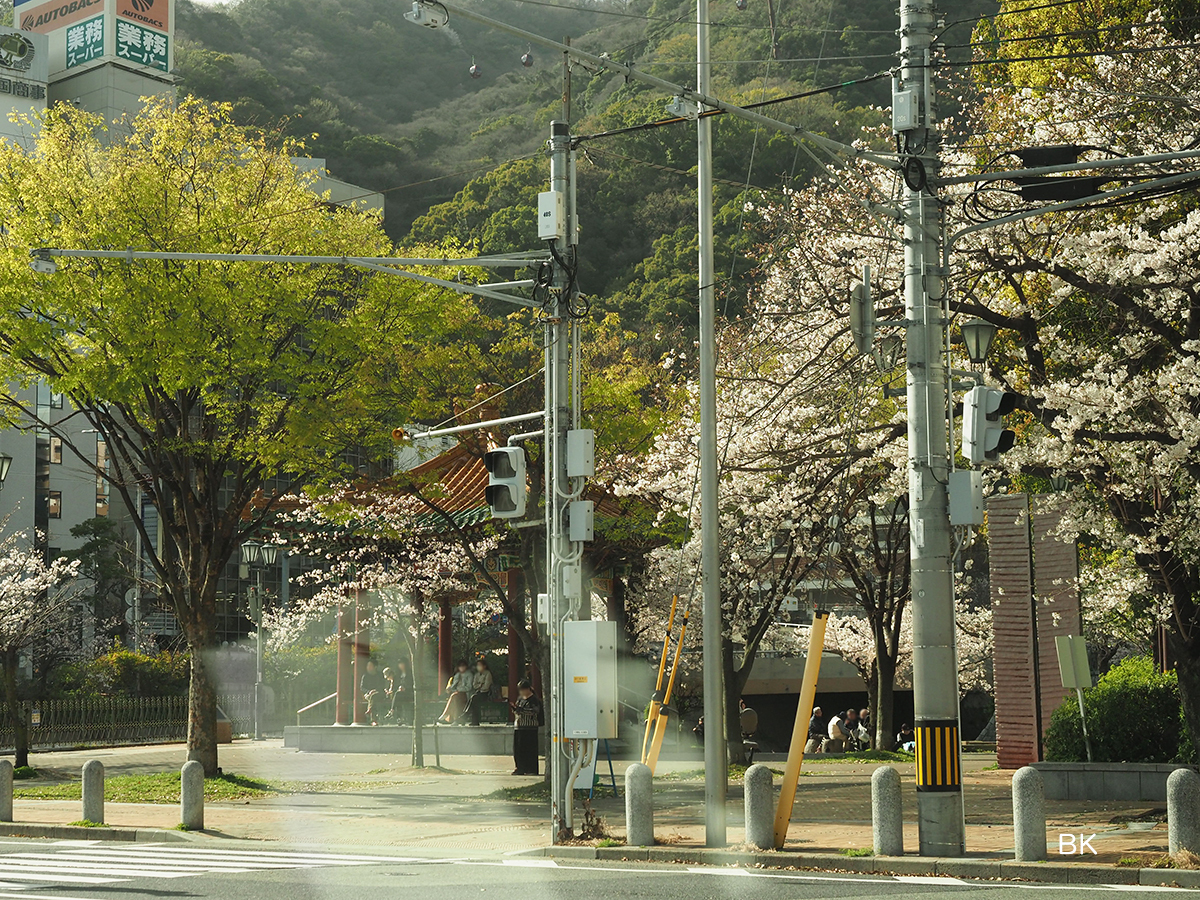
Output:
[
  {"xmin": 180, "ymin": 760, "xmax": 205, "ymax": 831},
  {"xmin": 625, "ymin": 762, "xmax": 654, "ymax": 847},
  {"xmin": 872, "ymin": 765, "xmax": 903, "ymax": 856},
  {"xmin": 81, "ymin": 759, "xmax": 105, "ymax": 825},
  {"xmin": 0, "ymin": 759, "xmax": 12, "ymax": 822},
  {"xmin": 744, "ymin": 764, "xmax": 775, "ymax": 850},
  {"xmin": 1012, "ymin": 766, "xmax": 1046, "ymax": 861},
  {"xmin": 1168, "ymin": 767, "xmax": 1200, "ymax": 855}
]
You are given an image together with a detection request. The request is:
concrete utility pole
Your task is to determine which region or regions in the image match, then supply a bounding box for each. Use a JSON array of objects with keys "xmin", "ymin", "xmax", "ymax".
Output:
[
  {"xmin": 696, "ymin": 0, "xmax": 726, "ymax": 849},
  {"xmin": 896, "ymin": 0, "xmax": 965, "ymax": 856},
  {"xmin": 546, "ymin": 120, "xmax": 574, "ymax": 840}
]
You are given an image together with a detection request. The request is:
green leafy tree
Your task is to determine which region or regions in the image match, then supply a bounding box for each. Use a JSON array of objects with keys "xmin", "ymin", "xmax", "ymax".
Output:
[{"xmin": 0, "ymin": 98, "xmax": 460, "ymax": 774}]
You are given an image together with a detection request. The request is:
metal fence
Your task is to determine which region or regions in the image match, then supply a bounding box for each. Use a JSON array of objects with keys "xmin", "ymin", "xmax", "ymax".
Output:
[{"xmin": 0, "ymin": 692, "xmax": 257, "ymax": 753}]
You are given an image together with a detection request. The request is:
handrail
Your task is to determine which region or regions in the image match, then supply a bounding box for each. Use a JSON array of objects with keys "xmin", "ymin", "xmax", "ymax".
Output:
[{"xmin": 296, "ymin": 692, "xmax": 338, "ymax": 726}]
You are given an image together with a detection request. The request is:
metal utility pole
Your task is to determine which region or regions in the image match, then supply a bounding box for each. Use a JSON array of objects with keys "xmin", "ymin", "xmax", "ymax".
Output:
[
  {"xmin": 896, "ymin": 0, "xmax": 965, "ymax": 856},
  {"xmin": 696, "ymin": 0, "xmax": 726, "ymax": 849}
]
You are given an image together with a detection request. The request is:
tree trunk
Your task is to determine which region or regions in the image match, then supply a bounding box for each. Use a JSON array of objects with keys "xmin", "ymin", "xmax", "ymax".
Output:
[
  {"xmin": 186, "ymin": 641, "xmax": 219, "ymax": 776},
  {"xmin": 2, "ymin": 649, "xmax": 29, "ymax": 769},
  {"xmin": 873, "ymin": 652, "xmax": 898, "ymax": 752},
  {"xmin": 723, "ymin": 636, "xmax": 744, "ymax": 766},
  {"xmin": 1170, "ymin": 630, "xmax": 1200, "ymax": 761}
]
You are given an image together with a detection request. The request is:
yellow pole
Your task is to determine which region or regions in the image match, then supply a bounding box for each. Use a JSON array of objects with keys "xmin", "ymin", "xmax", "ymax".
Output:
[
  {"xmin": 642, "ymin": 595, "xmax": 679, "ymax": 763},
  {"xmin": 772, "ymin": 610, "xmax": 828, "ymax": 850},
  {"xmin": 646, "ymin": 612, "xmax": 688, "ymax": 774}
]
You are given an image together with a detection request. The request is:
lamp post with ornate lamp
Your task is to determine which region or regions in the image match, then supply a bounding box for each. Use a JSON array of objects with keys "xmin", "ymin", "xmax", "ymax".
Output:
[
  {"xmin": 241, "ymin": 540, "xmax": 280, "ymax": 741},
  {"xmin": 960, "ymin": 318, "xmax": 998, "ymax": 367}
]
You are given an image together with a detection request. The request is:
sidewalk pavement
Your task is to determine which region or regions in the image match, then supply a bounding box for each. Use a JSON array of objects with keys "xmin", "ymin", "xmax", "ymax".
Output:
[{"xmin": 1, "ymin": 741, "xmax": 1179, "ymax": 871}]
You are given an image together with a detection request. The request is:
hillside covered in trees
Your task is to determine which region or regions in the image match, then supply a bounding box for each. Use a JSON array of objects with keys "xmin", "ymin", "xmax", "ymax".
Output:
[{"xmin": 170, "ymin": 0, "xmax": 998, "ymax": 335}]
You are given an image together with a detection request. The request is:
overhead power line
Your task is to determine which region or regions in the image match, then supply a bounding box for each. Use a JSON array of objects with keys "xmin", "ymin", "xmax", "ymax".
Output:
[{"xmin": 573, "ymin": 70, "xmax": 890, "ymax": 145}]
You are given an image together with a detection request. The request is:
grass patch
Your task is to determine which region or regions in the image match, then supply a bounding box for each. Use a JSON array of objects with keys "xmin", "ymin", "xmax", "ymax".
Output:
[
  {"xmin": 488, "ymin": 780, "xmax": 551, "ymax": 802},
  {"xmin": 659, "ymin": 764, "xmax": 785, "ymax": 783},
  {"xmin": 840, "ymin": 848, "xmax": 873, "ymax": 857},
  {"xmin": 13, "ymin": 771, "xmax": 416, "ymax": 804},
  {"xmin": 67, "ymin": 820, "xmax": 104, "ymax": 827},
  {"xmin": 1117, "ymin": 857, "xmax": 1143, "ymax": 868},
  {"xmin": 981, "ymin": 763, "xmax": 1000, "ymax": 771},
  {"xmin": 596, "ymin": 837, "xmax": 622, "ymax": 848},
  {"xmin": 12, "ymin": 766, "xmax": 39, "ymax": 780},
  {"xmin": 814, "ymin": 750, "xmax": 916, "ymax": 764}
]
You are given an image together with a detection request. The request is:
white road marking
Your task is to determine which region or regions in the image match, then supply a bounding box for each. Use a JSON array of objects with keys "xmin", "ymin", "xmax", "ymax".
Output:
[
  {"xmin": 896, "ymin": 875, "xmax": 969, "ymax": 885},
  {"xmin": 501, "ymin": 859, "xmax": 560, "ymax": 868}
]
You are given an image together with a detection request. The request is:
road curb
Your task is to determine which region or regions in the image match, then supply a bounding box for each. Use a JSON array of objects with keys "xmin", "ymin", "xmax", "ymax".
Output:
[
  {"xmin": 530, "ymin": 846, "xmax": 1200, "ymax": 887},
  {"xmin": 0, "ymin": 822, "xmax": 196, "ymax": 842}
]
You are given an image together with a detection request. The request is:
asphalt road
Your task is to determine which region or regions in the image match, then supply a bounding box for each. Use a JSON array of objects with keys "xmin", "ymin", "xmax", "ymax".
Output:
[{"xmin": 1, "ymin": 840, "xmax": 1197, "ymax": 900}]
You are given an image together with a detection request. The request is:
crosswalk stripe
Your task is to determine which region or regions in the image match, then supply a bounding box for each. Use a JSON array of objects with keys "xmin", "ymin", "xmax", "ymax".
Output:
[
  {"xmin": 110, "ymin": 846, "xmax": 406, "ymax": 863},
  {"xmin": 0, "ymin": 860, "xmax": 197, "ymax": 878},
  {"xmin": 20, "ymin": 851, "xmax": 305, "ymax": 870},
  {"xmin": 0, "ymin": 871, "xmax": 120, "ymax": 884}
]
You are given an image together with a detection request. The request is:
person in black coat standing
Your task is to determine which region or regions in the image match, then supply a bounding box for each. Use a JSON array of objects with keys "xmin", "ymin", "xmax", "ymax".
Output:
[{"xmin": 511, "ymin": 679, "xmax": 542, "ymax": 776}]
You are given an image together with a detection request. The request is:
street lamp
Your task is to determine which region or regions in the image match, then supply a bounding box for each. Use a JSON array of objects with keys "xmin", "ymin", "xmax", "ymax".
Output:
[
  {"xmin": 0, "ymin": 453, "xmax": 12, "ymax": 490},
  {"xmin": 960, "ymin": 318, "xmax": 998, "ymax": 366},
  {"xmin": 241, "ymin": 539, "xmax": 280, "ymax": 741}
]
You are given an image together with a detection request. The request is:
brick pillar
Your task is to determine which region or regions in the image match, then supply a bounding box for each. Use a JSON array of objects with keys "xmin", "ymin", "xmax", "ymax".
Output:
[
  {"xmin": 352, "ymin": 590, "xmax": 370, "ymax": 725},
  {"xmin": 438, "ymin": 597, "xmax": 453, "ymax": 696},
  {"xmin": 1031, "ymin": 497, "xmax": 1082, "ymax": 739},
  {"xmin": 989, "ymin": 493, "xmax": 1040, "ymax": 769},
  {"xmin": 335, "ymin": 604, "xmax": 353, "ymax": 725}
]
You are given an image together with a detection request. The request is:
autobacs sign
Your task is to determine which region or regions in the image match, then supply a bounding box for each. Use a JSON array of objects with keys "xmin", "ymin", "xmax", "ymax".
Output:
[{"xmin": 19, "ymin": 0, "xmax": 103, "ymax": 34}]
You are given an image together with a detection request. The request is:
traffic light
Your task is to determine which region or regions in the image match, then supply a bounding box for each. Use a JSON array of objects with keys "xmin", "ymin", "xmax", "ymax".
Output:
[
  {"xmin": 962, "ymin": 385, "xmax": 1017, "ymax": 465},
  {"xmin": 484, "ymin": 447, "xmax": 527, "ymax": 519}
]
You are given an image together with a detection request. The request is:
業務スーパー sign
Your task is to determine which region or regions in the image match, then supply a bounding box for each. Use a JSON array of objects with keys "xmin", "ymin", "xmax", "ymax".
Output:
[
  {"xmin": 115, "ymin": 19, "xmax": 166, "ymax": 71},
  {"xmin": 65, "ymin": 14, "xmax": 103, "ymax": 68}
]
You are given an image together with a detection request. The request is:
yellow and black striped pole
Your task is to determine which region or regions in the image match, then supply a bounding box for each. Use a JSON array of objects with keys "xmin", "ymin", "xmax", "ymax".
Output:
[{"xmin": 914, "ymin": 720, "xmax": 961, "ymax": 793}]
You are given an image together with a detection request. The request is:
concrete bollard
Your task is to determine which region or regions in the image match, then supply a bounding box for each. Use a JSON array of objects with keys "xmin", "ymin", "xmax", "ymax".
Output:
[
  {"xmin": 625, "ymin": 762, "xmax": 654, "ymax": 847},
  {"xmin": 744, "ymin": 764, "xmax": 775, "ymax": 850},
  {"xmin": 0, "ymin": 759, "xmax": 12, "ymax": 822},
  {"xmin": 872, "ymin": 765, "xmax": 903, "ymax": 856},
  {"xmin": 1168, "ymin": 767, "xmax": 1200, "ymax": 855},
  {"xmin": 1012, "ymin": 765, "xmax": 1046, "ymax": 861},
  {"xmin": 81, "ymin": 759, "xmax": 104, "ymax": 825},
  {"xmin": 180, "ymin": 760, "xmax": 205, "ymax": 831}
]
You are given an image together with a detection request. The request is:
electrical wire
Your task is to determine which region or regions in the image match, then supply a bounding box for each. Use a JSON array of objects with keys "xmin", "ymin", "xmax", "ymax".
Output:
[
  {"xmin": 509, "ymin": 0, "xmax": 895, "ymax": 31},
  {"xmin": 422, "ymin": 368, "xmax": 547, "ymax": 431},
  {"xmin": 935, "ymin": 0, "xmax": 1094, "ymax": 39},
  {"xmin": 572, "ymin": 71, "xmax": 890, "ymax": 145},
  {"xmin": 943, "ymin": 13, "xmax": 1200, "ymax": 52},
  {"xmin": 941, "ymin": 41, "xmax": 1200, "ymax": 70}
]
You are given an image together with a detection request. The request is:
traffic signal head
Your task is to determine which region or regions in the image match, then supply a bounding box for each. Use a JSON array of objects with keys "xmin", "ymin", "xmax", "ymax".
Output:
[
  {"xmin": 962, "ymin": 385, "xmax": 1017, "ymax": 466},
  {"xmin": 484, "ymin": 447, "xmax": 527, "ymax": 519}
]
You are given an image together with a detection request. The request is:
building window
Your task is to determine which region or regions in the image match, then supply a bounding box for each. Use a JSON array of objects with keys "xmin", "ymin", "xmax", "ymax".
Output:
[
  {"xmin": 50, "ymin": 392, "xmax": 63, "ymax": 409},
  {"xmin": 49, "ymin": 436, "xmax": 62, "ymax": 464},
  {"xmin": 96, "ymin": 439, "xmax": 109, "ymax": 517},
  {"xmin": 47, "ymin": 490, "xmax": 62, "ymax": 518}
]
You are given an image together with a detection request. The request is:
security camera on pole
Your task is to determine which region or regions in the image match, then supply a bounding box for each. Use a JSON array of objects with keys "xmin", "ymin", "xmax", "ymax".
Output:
[{"xmin": 894, "ymin": 1, "xmax": 966, "ymax": 856}]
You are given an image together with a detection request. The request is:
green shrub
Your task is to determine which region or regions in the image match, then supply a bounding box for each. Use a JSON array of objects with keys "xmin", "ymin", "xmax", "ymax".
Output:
[
  {"xmin": 1044, "ymin": 656, "xmax": 1193, "ymax": 763},
  {"xmin": 54, "ymin": 644, "xmax": 190, "ymax": 698}
]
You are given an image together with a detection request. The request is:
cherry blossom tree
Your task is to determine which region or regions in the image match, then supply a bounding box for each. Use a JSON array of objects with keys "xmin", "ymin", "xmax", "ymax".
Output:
[
  {"xmin": 944, "ymin": 11, "xmax": 1200, "ymax": 749},
  {"xmin": 0, "ymin": 527, "xmax": 81, "ymax": 767},
  {"xmin": 266, "ymin": 484, "xmax": 498, "ymax": 766}
]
